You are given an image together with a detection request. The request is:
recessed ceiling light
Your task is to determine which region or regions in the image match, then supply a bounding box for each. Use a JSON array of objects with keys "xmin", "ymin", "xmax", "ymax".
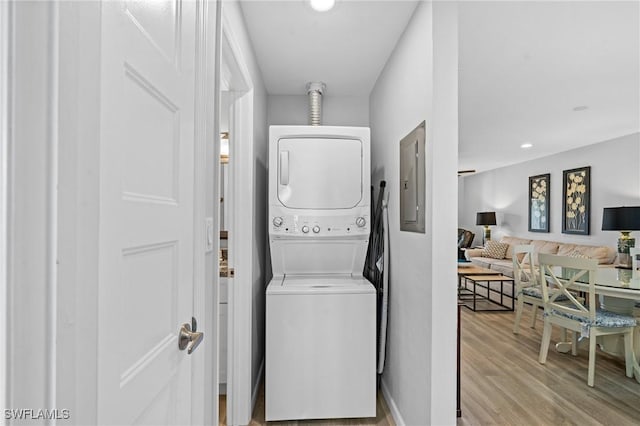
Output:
[
  {"xmin": 521, "ymin": 143, "xmax": 533, "ymax": 149},
  {"xmin": 573, "ymin": 105, "xmax": 589, "ymax": 112},
  {"xmin": 309, "ymin": 0, "xmax": 335, "ymax": 12}
]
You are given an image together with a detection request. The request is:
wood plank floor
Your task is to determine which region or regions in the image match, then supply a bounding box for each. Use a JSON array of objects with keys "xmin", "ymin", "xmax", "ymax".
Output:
[
  {"xmin": 458, "ymin": 305, "xmax": 640, "ymax": 425},
  {"xmin": 219, "ymin": 383, "xmax": 394, "ymax": 426}
]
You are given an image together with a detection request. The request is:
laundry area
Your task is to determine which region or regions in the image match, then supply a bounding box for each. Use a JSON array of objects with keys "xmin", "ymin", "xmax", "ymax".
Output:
[
  {"xmin": 215, "ymin": 0, "xmax": 457, "ymax": 425},
  {"xmin": 265, "ymin": 124, "xmax": 377, "ymax": 421}
]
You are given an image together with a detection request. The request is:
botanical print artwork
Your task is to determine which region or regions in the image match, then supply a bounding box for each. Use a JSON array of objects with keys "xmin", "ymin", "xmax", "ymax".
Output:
[
  {"xmin": 565, "ymin": 172, "xmax": 587, "ymax": 227},
  {"xmin": 562, "ymin": 166, "xmax": 590, "ymax": 235},
  {"xmin": 529, "ymin": 174, "xmax": 550, "ymax": 232}
]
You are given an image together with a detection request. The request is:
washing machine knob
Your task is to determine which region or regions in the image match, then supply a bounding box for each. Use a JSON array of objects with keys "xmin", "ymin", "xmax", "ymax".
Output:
[
  {"xmin": 272, "ymin": 216, "xmax": 283, "ymax": 227},
  {"xmin": 356, "ymin": 217, "xmax": 367, "ymax": 227},
  {"xmin": 301, "ymin": 225, "xmax": 309, "ymax": 234},
  {"xmin": 312, "ymin": 225, "xmax": 320, "ymax": 234}
]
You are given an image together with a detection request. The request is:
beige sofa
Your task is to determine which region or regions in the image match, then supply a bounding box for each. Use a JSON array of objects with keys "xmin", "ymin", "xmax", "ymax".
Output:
[{"xmin": 464, "ymin": 236, "xmax": 617, "ymax": 279}]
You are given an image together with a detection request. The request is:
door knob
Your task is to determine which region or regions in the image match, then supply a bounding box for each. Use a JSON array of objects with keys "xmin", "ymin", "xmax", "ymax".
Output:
[{"xmin": 178, "ymin": 322, "xmax": 204, "ymax": 354}]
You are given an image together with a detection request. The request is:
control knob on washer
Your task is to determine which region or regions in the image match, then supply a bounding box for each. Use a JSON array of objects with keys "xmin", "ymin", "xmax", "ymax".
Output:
[
  {"xmin": 272, "ymin": 216, "xmax": 283, "ymax": 227},
  {"xmin": 301, "ymin": 225, "xmax": 309, "ymax": 234},
  {"xmin": 312, "ymin": 225, "xmax": 320, "ymax": 234},
  {"xmin": 356, "ymin": 217, "xmax": 367, "ymax": 227}
]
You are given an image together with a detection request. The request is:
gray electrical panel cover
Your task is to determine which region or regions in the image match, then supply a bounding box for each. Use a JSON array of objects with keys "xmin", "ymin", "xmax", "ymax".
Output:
[{"xmin": 399, "ymin": 121, "xmax": 425, "ymax": 233}]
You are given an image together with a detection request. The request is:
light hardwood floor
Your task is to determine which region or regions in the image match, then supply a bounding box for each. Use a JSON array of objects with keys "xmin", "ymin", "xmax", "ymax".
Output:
[
  {"xmin": 219, "ymin": 384, "xmax": 394, "ymax": 426},
  {"xmin": 458, "ymin": 306, "xmax": 640, "ymax": 425}
]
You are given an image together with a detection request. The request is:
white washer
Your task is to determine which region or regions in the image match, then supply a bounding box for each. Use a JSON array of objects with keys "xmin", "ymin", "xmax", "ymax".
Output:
[
  {"xmin": 266, "ymin": 126, "xmax": 376, "ymax": 421},
  {"xmin": 266, "ymin": 275, "xmax": 376, "ymax": 421}
]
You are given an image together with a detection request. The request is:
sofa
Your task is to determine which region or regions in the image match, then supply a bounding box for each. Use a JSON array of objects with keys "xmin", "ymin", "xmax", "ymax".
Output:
[
  {"xmin": 462, "ymin": 236, "xmax": 617, "ymax": 302},
  {"xmin": 462, "ymin": 236, "xmax": 617, "ymax": 299}
]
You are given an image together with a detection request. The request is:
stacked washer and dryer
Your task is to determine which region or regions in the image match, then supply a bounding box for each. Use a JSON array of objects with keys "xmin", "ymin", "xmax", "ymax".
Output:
[{"xmin": 265, "ymin": 124, "xmax": 376, "ymax": 421}]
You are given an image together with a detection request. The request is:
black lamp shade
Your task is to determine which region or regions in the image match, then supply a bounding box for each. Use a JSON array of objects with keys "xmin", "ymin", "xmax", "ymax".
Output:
[
  {"xmin": 602, "ymin": 206, "xmax": 640, "ymax": 231},
  {"xmin": 476, "ymin": 211, "xmax": 497, "ymax": 226}
]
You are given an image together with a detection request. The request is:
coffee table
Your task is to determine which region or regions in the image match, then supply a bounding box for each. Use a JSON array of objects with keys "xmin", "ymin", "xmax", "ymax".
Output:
[
  {"xmin": 457, "ymin": 264, "xmax": 497, "ymax": 275},
  {"xmin": 457, "ymin": 264, "xmax": 499, "ymax": 289},
  {"xmin": 459, "ymin": 274, "xmax": 515, "ymax": 312}
]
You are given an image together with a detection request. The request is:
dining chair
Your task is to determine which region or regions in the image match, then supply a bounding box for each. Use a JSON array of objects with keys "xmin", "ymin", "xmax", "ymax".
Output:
[
  {"xmin": 512, "ymin": 245, "xmax": 542, "ymax": 334},
  {"xmin": 631, "ymin": 248, "xmax": 640, "ymax": 310},
  {"xmin": 537, "ymin": 253, "xmax": 637, "ymax": 387},
  {"xmin": 632, "ymin": 247, "xmax": 640, "ymax": 277},
  {"xmin": 512, "ymin": 245, "xmax": 570, "ymax": 334}
]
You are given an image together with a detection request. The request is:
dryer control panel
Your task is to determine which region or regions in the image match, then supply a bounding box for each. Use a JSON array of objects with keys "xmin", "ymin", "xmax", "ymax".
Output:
[{"xmin": 270, "ymin": 213, "xmax": 370, "ymax": 237}]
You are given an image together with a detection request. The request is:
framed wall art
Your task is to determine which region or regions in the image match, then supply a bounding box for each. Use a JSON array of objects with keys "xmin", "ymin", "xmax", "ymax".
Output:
[
  {"xmin": 528, "ymin": 173, "xmax": 550, "ymax": 232},
  {"xmin": 562, "ymin": 166, "xmax": 590, "ymax": 235}
]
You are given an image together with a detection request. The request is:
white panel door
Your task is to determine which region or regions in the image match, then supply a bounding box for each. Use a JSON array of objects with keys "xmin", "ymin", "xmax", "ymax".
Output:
[
  {"xmin": 277, "ymin": 138, "xmax": 362, "ymax": 209},
  {"xmin": 97, "ymin": 1, "xmax": 198, "ymax": 424}
]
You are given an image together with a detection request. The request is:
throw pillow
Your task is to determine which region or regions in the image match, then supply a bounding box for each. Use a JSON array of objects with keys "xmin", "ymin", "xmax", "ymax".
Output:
[
  {"xmin": 568, "ymin": 249, "xmax": 589, "ymax": 259},
  {"xmin": 482, "ymin": 240, "xmax": 509, "ymax": 259}
]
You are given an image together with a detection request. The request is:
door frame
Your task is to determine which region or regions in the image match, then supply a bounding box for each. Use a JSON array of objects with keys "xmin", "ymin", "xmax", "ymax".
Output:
[
  {"xmin": 218, "ymin": 10, "xmax": 255, "ymax": 425},
  {"xmin": 192, "ymin": 0, "xmax": 219, "ymax": 424},
  {"xmin": 0, "ymin": 0, "xmax": 11, "ymax": 414},
  {"xmin": 3, "ymin": 0, "xmax": 60, "ymax": 413}
]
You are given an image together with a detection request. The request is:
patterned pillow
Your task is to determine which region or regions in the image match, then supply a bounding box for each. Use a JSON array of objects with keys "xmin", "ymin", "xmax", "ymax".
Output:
[
  {"xmin": 568, "ymin": 249, "xmax": 589, "ymax": 259},
  {"xmin": 482, "ymin": 240, "xmax": 509, "ymax": 259}
]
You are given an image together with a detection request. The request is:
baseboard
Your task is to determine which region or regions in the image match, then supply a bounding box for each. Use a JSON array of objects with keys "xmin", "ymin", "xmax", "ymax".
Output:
[
  {"xmin": 380, "ymin": 379, "xmax": 406, "ymax": 426},
  {"xmin": 251, "ymin": 358, "xmax": 264, "ymax": 413}
]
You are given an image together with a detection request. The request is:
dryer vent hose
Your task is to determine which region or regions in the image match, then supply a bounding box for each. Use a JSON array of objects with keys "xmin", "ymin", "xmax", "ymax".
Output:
[{"xmin": 306, "ymin": 82, "xmax": 325, "ymax": 126}]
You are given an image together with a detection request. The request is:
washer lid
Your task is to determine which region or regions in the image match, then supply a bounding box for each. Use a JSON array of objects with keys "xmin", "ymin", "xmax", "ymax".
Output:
[
  {"xmin": 283, "ymin": 275, "xmax": 370, "ymax": 287},
  {"xmin": 267, "ymin": 275, "xmax": 375, "ymax": 295}
]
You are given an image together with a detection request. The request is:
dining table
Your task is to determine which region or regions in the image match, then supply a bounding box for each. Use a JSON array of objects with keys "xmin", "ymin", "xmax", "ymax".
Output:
[{"xmin": 551, "ymin": 265, "xmax": 640, "ymax": 383}]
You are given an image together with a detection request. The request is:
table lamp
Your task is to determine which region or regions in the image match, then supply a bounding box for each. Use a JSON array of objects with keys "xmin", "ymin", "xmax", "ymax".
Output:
[
  {"xmin": 602, "ymin": 206, "xmax": 640, "ymax": 269},
  {"xmin": 476, "ymin": 211, "xmax": 497, "ymax": 246}
]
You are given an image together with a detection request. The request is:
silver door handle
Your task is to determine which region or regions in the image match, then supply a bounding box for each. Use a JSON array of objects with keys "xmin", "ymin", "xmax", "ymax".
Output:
[{"xmin": 178, "ymin": 322, "xmax": 203, "ymax": 354}]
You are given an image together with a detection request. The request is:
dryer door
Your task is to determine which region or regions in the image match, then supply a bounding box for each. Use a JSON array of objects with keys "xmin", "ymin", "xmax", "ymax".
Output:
[{"xmin": 277, "ymin": 137, "xmax": 362, "ymax": 209}]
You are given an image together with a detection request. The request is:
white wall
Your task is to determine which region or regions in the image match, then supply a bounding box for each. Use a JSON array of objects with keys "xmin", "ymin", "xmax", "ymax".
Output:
[
  {"xmin": 223, "ymin": 1, "xmax": 269, "ymax": 422},
  {"xmin": 430, "ymin": 2, "xmax": 459, "ymax": 423},
  {"xmin": 369, "ymin": 1, "xmax": 458, "ymax": 424},
  {"xmin": 459, "ymin": 133, "xmax": 640, "ymax": 248},
  {"xmin": 267, "ymin": 95, "xmax": 369, "ymax": 126}
]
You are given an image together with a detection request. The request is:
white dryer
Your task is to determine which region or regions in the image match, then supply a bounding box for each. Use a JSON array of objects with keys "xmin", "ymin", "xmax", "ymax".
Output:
[{"xmin": 265, "ymin": 126, "xmax": 376, "ymax": 421}]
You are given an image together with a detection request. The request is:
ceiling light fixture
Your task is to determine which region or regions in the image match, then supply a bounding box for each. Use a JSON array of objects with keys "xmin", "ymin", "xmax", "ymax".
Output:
[
  {"xmin": 521, "ymin": 143, "xmax": 533, "ymax": 149},
  {"xmin": 309, "ymin": 0, "xmax": 335, "ymax": 12},
  {"xmin": 573, "ymin": 105, "xmax": 589, "ymax": 112}
]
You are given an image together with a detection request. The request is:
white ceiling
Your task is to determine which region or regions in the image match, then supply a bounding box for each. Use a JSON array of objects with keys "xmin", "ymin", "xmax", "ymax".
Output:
[
  {"xmin": 239, "ymin": 1, "xmax": 640, "ymax": 172},
  {"xmin": 239, "ymin": 0, "xmax": 419, "ymax": 96},
  {"xmin": 458, "ymin": 1, "xmax": 639, "ymax": 173}
]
